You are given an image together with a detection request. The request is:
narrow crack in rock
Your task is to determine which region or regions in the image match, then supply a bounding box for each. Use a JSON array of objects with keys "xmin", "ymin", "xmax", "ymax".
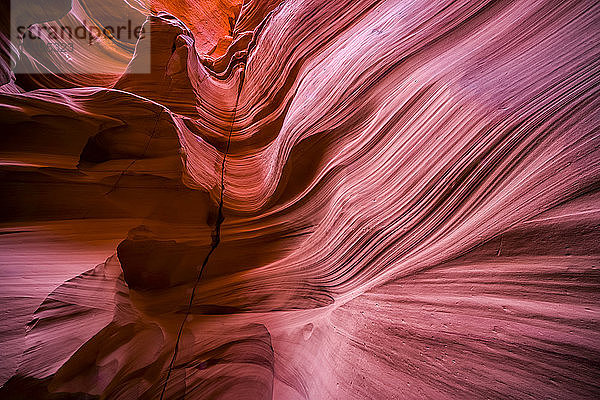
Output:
[
  {"xmin": 105, "ymin": 109, "xmax": 164, "ymax": 195},
  {"xmin": 159, "ymin": 66, "xmax": 246, "ymax": 400}
]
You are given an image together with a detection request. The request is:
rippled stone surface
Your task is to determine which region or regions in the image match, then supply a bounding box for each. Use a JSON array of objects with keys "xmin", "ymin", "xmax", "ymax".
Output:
[{"xmin": 0, "ymin": 0, "xmax": 599, "ymax": 398}]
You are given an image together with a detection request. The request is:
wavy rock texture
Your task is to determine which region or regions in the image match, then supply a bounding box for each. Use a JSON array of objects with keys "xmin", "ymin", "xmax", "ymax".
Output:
[{"xmin": 1, "ymin": 0, "xmax": 599, "ymax": 398}]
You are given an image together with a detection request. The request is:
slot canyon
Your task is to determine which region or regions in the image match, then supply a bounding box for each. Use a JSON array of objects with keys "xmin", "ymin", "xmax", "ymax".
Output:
[{"xmin": 0, "ymin": 0, "xmax": 599, "ymax": 398}]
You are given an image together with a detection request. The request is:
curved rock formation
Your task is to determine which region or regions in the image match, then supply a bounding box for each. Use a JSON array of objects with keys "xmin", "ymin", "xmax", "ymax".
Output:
[{"xmin": 1, "ymin": 0, "xmax": 599, "ymax": 398}]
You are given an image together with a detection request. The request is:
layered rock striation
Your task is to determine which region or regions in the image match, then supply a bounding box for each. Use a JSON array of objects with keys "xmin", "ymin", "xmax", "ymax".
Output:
[{"xmin": 0, "ymin": 0, "xmax": 599, "ymax": 398}]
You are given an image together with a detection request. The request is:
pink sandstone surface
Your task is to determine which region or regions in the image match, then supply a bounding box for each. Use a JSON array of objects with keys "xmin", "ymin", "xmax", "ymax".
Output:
[{"xmin": 0, "ymin": 0, "xmax": 599, "ymax": 398}]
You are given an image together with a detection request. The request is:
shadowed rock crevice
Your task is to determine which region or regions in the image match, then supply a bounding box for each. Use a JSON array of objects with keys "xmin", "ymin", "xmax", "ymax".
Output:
[{"xmin": 159, "ymin": 65, "xmax": 246, "ymax": 399}]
